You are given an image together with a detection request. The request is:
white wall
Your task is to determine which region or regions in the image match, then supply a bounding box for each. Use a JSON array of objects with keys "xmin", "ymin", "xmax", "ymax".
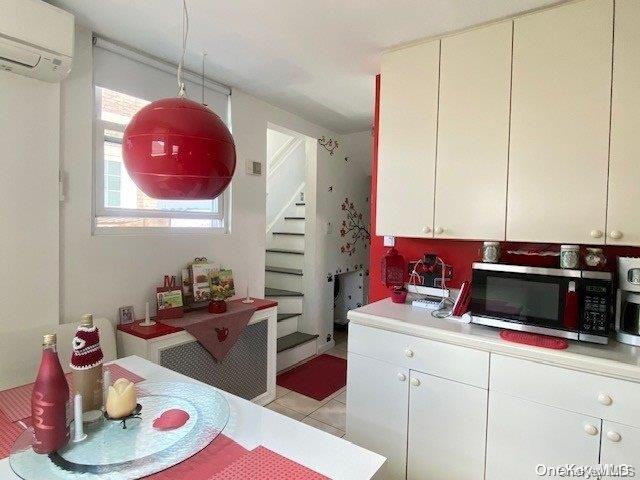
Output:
[
  {"xmin": 59, "ymin": 26, "xmax": 337, "ymax": 324},
  {"xmin": 0, "ymin": 70, "xmax": 60, "ymax": 333},
  {"xmin": 266, "ymin": 138, "xmax": 306, "ymax": 231}
]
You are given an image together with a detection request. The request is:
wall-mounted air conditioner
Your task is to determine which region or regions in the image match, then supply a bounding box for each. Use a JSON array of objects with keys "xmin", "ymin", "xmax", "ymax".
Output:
[{"xmin": 0, "ymin": 0, "xmax": 74, "ymax": 82}]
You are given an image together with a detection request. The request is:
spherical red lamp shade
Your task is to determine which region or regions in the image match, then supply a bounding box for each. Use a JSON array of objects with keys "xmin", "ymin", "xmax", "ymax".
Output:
[{"xmin": 122, "ymin": 97, "xmax": 236, "ymax": 200}]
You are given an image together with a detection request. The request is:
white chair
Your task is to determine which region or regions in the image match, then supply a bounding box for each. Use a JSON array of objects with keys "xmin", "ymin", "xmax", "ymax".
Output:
[{"xmin": 0, "ymin": 318, "xmax": 117, "ymax": 390}]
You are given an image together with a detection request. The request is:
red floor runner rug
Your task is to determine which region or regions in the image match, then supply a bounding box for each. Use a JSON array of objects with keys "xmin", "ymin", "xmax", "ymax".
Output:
[{"xmin": 276, "ymin": 354, "xmax": 347, "ymax": 401}]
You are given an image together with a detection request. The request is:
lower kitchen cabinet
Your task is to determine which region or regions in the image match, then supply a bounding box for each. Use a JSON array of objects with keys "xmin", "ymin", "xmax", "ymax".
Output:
[
  {"xmin": 407, "ymin": 370, "xmax": 487, "ymax": 480},
  {"xmin": 346, "ymin": 352, "xmax": 409, "ymax": 480},
  {"xmin": 346, "ymin": 351, "xmax": 488, "ymax": 480},
  {"xmin": 600, "ymin": 421, "xmax": 640, "ymax": 473},
  {"xmin": 486, "ymin": 392, "xmax": 602, "ymax": 480}
]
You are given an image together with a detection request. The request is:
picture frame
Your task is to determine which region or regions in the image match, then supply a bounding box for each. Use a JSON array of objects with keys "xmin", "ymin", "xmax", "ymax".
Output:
[{"xmin": 118, "ymin": 305, "xmax": 135, "ymax": 325}]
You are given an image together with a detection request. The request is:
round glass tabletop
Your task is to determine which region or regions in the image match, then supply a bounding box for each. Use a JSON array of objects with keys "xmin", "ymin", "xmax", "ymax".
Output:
[{"xmin": 9, "ymin": 382, "xmax": 230, "ymax": 479}]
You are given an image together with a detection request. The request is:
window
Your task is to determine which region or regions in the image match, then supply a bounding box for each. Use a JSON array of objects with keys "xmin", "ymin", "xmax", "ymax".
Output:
[{"xmin": 92, "ymin": 38, "xmax": 231, "ymax": 233}]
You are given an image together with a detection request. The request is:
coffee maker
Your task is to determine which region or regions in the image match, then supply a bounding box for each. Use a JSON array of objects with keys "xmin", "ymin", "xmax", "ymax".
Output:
[{"xmin": 616, "ymin": 257, "xmax": 640, "ymax": 346}]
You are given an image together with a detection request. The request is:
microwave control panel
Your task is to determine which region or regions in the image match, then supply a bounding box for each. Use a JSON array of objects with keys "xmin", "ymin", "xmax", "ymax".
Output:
[{"xmin": 580, "ymin": 282, "xmax": 612, "ymax": 334}]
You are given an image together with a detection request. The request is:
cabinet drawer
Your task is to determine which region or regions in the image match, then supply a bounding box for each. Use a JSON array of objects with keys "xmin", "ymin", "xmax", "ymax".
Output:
[
  {"xmin": 491, "ymin": 354, "xmax": 640, "ymax": 427},
  {"xmin": 349, "ymin": 323, "xmax": 489, "ymax": 388}
]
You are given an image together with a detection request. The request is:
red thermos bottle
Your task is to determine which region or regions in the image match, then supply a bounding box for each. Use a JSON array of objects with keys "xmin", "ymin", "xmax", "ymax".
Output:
[{"xmin": 31, "ymin": 333, "xmax": 70, "ymax": 454}]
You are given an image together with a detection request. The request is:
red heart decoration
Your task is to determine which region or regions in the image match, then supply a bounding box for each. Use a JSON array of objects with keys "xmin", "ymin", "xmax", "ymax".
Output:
[{"xmin": 152, "ymin": 409, "xmax": 190, "ymax": 430}]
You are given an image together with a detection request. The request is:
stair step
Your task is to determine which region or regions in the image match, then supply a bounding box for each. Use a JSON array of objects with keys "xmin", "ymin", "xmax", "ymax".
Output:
[
  {"xmin": 266, "ymin": 266, "xmax": 303, "ymax": 276},
  {"xmin": 278, "ymin": 313, "xmax": 302, "ymax": 322},
  {"xmin": 284, "ymin": 216, "xmax": 305, "ymax": 220},
  {"xmin": 295, "ymin": 202, "xmax": 306, "ymax": 206},
  {"xmin": 272, "ymin": 231, "xmax": 304, "ymax": 236},
  {"xmin": 277, "ymin": 332, "xmax": 319, "ymax": 353},
  {"xmin": 265, "ymin": 287, "xmax": 303, "ymax": 297},
  {"xmin": 266, "ymin": 248, "xmax": 304, "ymax": 255}
]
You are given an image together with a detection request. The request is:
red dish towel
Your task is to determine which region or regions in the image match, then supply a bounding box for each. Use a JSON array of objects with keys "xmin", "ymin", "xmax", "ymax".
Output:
[
  {"xmin": 161, "ymin": 300, "xmax": 275, "ymax": 361},
  {"xmin": 211, "ymin": 446, "xmax": 329, "ymax": 480}
]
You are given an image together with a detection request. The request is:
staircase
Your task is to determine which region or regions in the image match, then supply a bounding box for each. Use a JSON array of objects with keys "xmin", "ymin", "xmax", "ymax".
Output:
[{"xmin": 265, "ymin": 195, "xmax": 318, "ymax": 371}]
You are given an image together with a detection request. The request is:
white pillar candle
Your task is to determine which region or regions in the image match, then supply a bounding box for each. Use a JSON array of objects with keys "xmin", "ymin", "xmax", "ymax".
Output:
[
  {"xmin": 102, "ymin": 369, "xmax": 111, "ymax": 406},
  {"xmin": 73, "ymin": 394, "xmax": 87, "ymax": 442}
]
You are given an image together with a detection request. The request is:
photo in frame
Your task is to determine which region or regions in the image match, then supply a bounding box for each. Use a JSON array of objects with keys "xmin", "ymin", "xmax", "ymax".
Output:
[{"xmin": 118, "ymin": 305, "xmax": 135, "ymax": 325}]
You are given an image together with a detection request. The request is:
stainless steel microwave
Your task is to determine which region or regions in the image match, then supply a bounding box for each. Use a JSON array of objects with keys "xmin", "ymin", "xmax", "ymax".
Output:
[{"xmin": 470, "ymin": 263, "xmax": 613, "ymax": 344}]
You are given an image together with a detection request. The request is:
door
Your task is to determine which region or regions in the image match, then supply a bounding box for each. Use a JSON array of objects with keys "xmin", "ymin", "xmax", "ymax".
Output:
[
  {"xmin": 377, "ymin": 40, "xmax": 440, "ymax": 238},
  {"xmin": 507, "ymin": 0, "xmax": 613, "ymax": 244},
  {"xmin": 407, "ymin": 370, "xmax": 487, "ymax": 480},
  {"xmin": 607, "ymin": 0, "xmax": 640, "ymax": 246},
  {"xmin": 434, "ymin": 21, "xmax": 512, "ymax": 241},
  {"xmin": 600, "ymin": 421, "xmax": 640, "ymax": 474},
  {"xmin": 346, "ymin": 352, "xmax": 409, "ymax": 480},
  {"xmin": 486, "ymin": 392, "xmax": 601, "ymax": 480}
]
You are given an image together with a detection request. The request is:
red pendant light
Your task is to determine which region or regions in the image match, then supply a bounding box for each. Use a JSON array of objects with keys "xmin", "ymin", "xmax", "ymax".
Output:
[
  {"xmin": 122, "ymin": 98, "xmax": 235, "ymax": 200},
  {"xmin": 121, "ymin": 0, "xmax": 236, "ymax": 200}
]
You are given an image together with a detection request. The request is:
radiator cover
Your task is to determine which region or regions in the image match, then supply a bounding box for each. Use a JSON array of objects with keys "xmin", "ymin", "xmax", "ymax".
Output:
[{"xmin": 159, "ymin": 321, "xmax": 268, "ymax": 400}]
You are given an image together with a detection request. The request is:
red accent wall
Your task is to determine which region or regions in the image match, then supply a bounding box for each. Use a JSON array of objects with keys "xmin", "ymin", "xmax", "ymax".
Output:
[{"xmin": 368, "ymin": 75, "xmax": 640, "ymax": 303}]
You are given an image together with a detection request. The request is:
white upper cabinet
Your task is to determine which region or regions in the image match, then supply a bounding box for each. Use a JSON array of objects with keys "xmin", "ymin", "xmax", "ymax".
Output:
[
  {"xmin": 607, "ymin": 0, "xmax": 640, "ymax": 246},
  {"xmin": 377, "ymin": 41, "xmax": 440, "ymax": 238},
  {"xmin": 434, "ymin": 21, "xmax": 512, "ymax": 241},
  {"xmin": 506, "ymin": 0, "xmax": 613, "ymax": 244}
]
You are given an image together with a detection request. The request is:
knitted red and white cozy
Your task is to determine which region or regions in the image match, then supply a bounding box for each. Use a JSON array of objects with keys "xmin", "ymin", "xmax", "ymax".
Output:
[{"xmin": 70, "ymin": 326, "xmax": 104, "ymax": 370}]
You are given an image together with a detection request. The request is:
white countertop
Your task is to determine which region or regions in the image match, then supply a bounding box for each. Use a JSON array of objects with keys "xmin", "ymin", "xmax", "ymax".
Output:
[
  {"xmin": 348, "ymin": 299, "xmax": 640, "ymax": 383},
  {"xmin": 0, "ymin": 356, "xmax": 384, "ymax": 480}
]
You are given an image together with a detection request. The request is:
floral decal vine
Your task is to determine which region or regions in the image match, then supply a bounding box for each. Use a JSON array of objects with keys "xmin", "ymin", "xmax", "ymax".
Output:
[
  {"xmin": 318, "ymin": 136, "xmax": 339, "ymax": 155},
  {"xmin": 340, "ymin": 197, "xmax": 370, "ymax": 256}
]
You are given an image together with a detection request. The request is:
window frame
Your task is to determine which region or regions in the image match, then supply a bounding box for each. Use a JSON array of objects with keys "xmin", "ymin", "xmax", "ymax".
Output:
[{"xmin": 92, "ymin": 86, "xmax": 230, "ymax": 235}]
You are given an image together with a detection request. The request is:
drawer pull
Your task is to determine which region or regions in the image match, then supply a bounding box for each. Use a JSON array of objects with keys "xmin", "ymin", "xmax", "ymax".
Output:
[
  {"xmin": 584, "ymin": 424, "xmax": 599, "ymax": 436},
  {"xmin": 405, "ymin": 349, "xmax": 414, "ymax": 358},
  {"xmin": 597, "ymin": 393, "xmax": 613, "ymax": 406},
  {"xmin": 398, "ymin": 373, "xmax": 407, "ymax": 382},
  {"xmin": 410, "ymin": 377, "xmax": 421, "ymax": 387},
  {"xmin": 606, "ymin": 431, "xmax": 621, "ymax": 443}
]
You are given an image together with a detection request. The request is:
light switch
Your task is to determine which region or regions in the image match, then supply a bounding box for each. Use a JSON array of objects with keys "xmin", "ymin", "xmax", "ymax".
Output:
[{"xmin": 384, "ymin": 236, "xmax": 395, "ymax": 247}]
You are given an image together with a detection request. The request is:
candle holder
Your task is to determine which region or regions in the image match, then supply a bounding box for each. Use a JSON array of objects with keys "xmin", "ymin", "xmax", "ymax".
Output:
[{"xmin": 103, "ymin": 404, "xmax": 142, "ymax": 429}]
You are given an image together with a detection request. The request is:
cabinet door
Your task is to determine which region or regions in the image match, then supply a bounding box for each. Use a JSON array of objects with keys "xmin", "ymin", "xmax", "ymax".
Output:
[
  {"xmin": 434, "ymin": 21, "xmax": 512, "ymax": 241},
  {"xmin": 607, "ymin": 0, "xmax": 640, "ymax": 246},
  {"xmin": 507, "ymin": 0, "xmax": 613, "ymax": 244},
  {"xmin": 486, "ymin": 392, "xmax": 601, "ymax": 480},
  {"xmin": 346, "ymin": 352, "xmax": 409, "ymax": 480},
  {"xmin": 407, "ymin": 370, "xmax": 487, "ymax": 480},
  {"xmin": 600, "ymin": 421, "xmax": 640, "ymax": 474},
  {"xmin": 377, "ymin": 41, "xmax": 440, "ymax": 238}
]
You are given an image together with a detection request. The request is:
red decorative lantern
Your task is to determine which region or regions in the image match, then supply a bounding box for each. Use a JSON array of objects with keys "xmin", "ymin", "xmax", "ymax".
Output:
[{"xmin": 122, "ymin": 97, "xmax": 236, "ymax": 200}]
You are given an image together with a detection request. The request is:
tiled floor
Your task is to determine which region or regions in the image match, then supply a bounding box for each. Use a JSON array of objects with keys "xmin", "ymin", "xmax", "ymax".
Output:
[{"xmin": 266, "ymin": 330, "xmax": 348, "ymax": 437}]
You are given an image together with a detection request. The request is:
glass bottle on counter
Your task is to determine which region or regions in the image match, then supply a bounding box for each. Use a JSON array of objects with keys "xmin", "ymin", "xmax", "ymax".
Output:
[
  {"xmin": 70, "ymin": 314, "xmax": 104, "ymax": 415},
  {"xmin": 31, "ymin": 334, "xmax": 70, "ymax": 454}
]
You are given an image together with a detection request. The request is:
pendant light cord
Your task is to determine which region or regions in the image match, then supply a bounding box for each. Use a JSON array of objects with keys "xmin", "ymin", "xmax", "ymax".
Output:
[{"xmin": 177, "ymin": 0, "xmax": 189, "ymax": 97}]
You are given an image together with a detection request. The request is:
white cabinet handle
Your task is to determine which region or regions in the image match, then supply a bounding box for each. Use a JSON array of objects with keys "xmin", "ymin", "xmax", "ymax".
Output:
[
  {"xmin": 434, "ymin": 226, "xmax": 444, "ymax": 235},
  {"xmin": 397, "ymin": 373, "xmax": 406, "ymax": 382},
  {"xmin": 422, "ymin": 226, "xmax": 431, "ymax": 234},
  {"xmin": 405, "ymin": 349, "xmax": 414, "ymax": 358},
  {"xmin": 584, "ymin": 424, "xmax": 599, "ymax": 436},
  {"xmin": 590, "ymin": 229, "xmax": 603, "ymax": 239},
  {"xmin": 597, "ymin": 393, "xmax": 613, "ymax": 406},
  {"xmin": 410, "ymin": 377, "xmax": 421, "ymax": 387},
  {"xmin": 606, "ymin": 431, "xmax": 621, "ymax": 443},
  {"xmin": 610, "ymin": 230, "xmax": 623, "ymax": 240}
]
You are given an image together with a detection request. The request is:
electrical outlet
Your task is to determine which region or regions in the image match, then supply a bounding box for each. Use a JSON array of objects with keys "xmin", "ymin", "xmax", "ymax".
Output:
[{"xmin": 383, "ymin": 236, "xmax": 395, "ymax": 247}]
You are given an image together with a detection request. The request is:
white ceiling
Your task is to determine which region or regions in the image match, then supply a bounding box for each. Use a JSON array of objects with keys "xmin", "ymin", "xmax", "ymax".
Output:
[{"xmin": 50, "ymin": 0, "xmax": 564, "ymax": 133}]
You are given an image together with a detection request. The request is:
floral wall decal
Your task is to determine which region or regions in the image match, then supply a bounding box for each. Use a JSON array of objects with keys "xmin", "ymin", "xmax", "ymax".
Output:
[
  {"xmin": 339, "ymin": 197, "xmax": 371, "ymax": 257},
  {"xmin": 318, "ymin": 136, "xmax": 339, "ymax": 155}
]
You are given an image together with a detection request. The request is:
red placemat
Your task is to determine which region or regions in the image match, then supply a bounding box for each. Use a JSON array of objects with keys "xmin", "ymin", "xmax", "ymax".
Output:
[
  {"xmin": 277, "ymin": 354, "xmax": 347, "ymax": 401},
  {"xmin": 0, "ymin": 365, "xmax": 143, "ymax": 422},
  {"xmin": 499, "ymin": 330, "xmax": 569, "ymax": 350},
  {"xmin": 146, "ymin": 434, "xmax": 248, "ymax": 480},
  {"xmin": 211, "ymin": 446, "xmax": 329, "ymax": 480},
  {"xmin": 0, "ymin": 411, "xmax": 24, "ymax": 459}
]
